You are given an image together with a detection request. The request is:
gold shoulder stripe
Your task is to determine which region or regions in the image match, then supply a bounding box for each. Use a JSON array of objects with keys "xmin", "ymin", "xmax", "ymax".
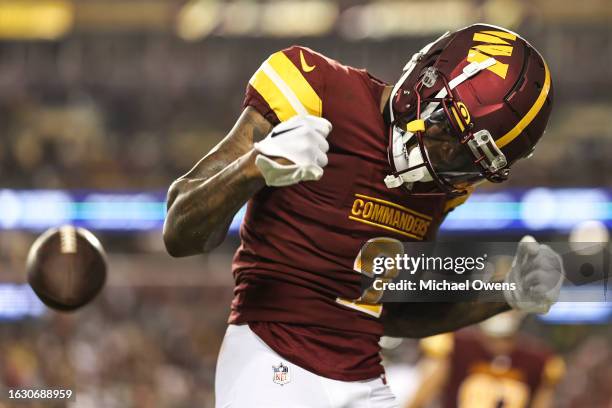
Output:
[
  {"xmin": 249, "ymin": 51, "xmax": 322, "ymax": 122},
  {"xmin": 496, "ymin": 61, "xmax": 552, "ymax": 148},
  {"xmin": 267, "ymin": 51, "xmax": 322, "ymax": 117},
  {"xmin": 250, "ymin": 68, "xmax": 297, "ymax": 122}
]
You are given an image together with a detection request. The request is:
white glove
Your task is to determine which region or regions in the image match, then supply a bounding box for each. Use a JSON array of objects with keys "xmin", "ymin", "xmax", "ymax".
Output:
[
  {"xmin": 254, "ymin": 115, "xmax": 332, "ymax": 187},
  {"xmin": 504, "ymin": 236, "xmax": 565, "ymax": 314}
]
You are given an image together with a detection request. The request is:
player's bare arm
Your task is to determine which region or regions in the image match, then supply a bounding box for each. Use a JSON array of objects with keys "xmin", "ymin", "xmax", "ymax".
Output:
[
  {"xmin": 382, "ymin": 236, "xmax": 563, "ymax": 337},
  {"xmin": 163, "ymin": 107, "xmax": 271, "ymax": 256},
  {"xmin": 382, "ymin": 301, "xmax": 510, "ymax": 338},
  {"xmin": 164, "ymin": 106, "xmax": 332, "ymax": 256}
]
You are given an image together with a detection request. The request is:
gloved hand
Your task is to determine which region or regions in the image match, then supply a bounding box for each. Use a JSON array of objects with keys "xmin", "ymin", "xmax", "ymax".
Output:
[
  {"xmin": 254, "ymin": 115, "xmax": 332, "ymax": 187},
  {"xmin": 504, "ymin": 236, "xmax": 565, "ymax": 314}
]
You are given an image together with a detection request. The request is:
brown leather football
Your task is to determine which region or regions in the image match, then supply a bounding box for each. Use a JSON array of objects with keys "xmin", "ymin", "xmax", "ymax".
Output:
[{"xmin": 26, "ymin": 226, "xmax": 107, "ymax": 312}]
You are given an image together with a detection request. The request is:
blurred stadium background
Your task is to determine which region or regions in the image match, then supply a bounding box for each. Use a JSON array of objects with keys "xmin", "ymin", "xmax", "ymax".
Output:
[{"xmin": 0, "ymin": 0, "xmax": 610, "ymax": 407}]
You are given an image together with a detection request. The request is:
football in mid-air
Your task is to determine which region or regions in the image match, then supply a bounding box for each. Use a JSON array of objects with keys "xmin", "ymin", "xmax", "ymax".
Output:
[{"xmin": 26, "ymin": 226, "xmax": 107, "ymax": 312}]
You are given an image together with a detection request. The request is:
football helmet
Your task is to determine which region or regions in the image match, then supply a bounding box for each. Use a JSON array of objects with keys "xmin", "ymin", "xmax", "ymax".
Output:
[{"xmin": 385, "ymin": 24, "xmax": 554, "ymax": 197}]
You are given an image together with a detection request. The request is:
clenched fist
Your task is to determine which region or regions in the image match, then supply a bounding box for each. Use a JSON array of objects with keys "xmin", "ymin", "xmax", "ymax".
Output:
[
  {"xmin": 504, "ymin": 236, "xmax": 565, "ymax": 314},
  {"xmin": 254, "ymin": 115, "xmax": 332, "ymax": 187}
]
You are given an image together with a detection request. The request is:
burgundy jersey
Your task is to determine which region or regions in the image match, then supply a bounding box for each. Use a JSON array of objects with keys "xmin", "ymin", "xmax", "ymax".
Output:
[
  {"xmin": 230, "ymin": 46, "xmax": 469, "ymax": 381},
  {"xmin": 421, "ymin": 331, "xmax": 565, "ymax": 408}
]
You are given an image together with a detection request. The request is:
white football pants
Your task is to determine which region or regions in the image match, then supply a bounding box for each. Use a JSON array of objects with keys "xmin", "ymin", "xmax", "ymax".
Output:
[{"xmin": 215, "ymin": 324, "xmax": 398, "ymax": 408}]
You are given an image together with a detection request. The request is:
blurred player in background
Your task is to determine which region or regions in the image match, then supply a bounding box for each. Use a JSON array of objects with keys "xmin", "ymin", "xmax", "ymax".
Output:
[
  {"xmin": 406, "ymin": 311, "xmax": 565, "ymax": 408},
  {"xmin": 164, "ymin": 23, "xmax": 563, "ymax": 407}
]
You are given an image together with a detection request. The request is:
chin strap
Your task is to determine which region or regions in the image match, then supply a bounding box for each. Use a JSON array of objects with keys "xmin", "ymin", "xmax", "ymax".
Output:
[{"xmin": 384, "ymin": 174, "xmax": 405, "ymax": 189}]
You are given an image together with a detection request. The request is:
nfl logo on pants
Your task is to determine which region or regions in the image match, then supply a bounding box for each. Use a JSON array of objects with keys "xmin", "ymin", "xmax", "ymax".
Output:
[{"xmin": 272, "ymin": 362, "xmax": 291, "ymax": 386}]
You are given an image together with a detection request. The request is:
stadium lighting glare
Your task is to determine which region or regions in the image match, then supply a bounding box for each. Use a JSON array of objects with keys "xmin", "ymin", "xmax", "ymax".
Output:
[
  {"xmin": 482, "ymin": 0, "xmax": 524, "ymax": 28},
  {"xmin": 0, "ymin": 0, "xmax": 73, "ymax": 40},
  {"xmin": 259, "ymin": 1, "xmax": 339, "ymax": 37},
  {"xmin": 75, "ymin": 1, "xmax": 171, "ymax": 32},
  {"xmin": 176, "ymin": 0, "xmax": 220, "ymax": 41},
  {"xmin": 569, "ymin": 220, "xmax": 610, "ymax": 255},
  {"xmin": 0, "ymin": 284, "xmax": 46, "ymax": 320},
  {"xmin": 0, "ymin": 189, "xmax": 611, "ymax": 233},
  {"xmin": 218, "ymin": 1, "xmax": 259, "ymax": 36},
  {"xmin": 339, "ymin": 1, "xmax": 469, "ymax": 39}
]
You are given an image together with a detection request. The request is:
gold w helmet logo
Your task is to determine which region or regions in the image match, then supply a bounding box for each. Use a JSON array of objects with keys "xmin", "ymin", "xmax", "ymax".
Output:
[{"xmin": 467, "ymin": 30, "xmax": 517, "ymax": 79}]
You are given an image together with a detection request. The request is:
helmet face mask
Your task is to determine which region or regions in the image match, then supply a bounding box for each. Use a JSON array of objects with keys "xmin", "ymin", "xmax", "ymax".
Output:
[
  {"xmin": 385, "ymin": 24, "xmax": 554, "ymax": 198},
  {"xmin": 388, "ymin": 67, "xmax": 504, "ymax": 197},
  {"xmin": 390, "ymin": 117, "xmax": 483, "ymax": 197}
]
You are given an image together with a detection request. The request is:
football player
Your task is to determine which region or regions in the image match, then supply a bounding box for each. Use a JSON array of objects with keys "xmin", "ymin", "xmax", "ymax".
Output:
[
  {"xmin": 163, "ymin": 24, "xmax": 563, "ymax": 407},
  {"xmin": 406, "ymin": 312, "xmax": 565, "ymax": 408}
]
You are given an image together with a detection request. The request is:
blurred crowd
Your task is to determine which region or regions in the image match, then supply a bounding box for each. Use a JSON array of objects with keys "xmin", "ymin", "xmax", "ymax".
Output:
[
  {"xmin": 1, "ymin": 86, "xmax": 612, "ymax": 191},
  {"xmin": 556, "ymin": 335, "xmax": 612, "ymax": 407},
  {"xmin": 0, "ymin": 287, "xmax": 232, "ymax": 408},
  {"xmin": 0, "ymin": 89, "xmax": 226, "ymax": 189},
  {"xmin": 0, "ymin": 29, "xmax": 610, "ymax": 191},
  {"xmin": 0, "ymin": 6, "xmax": 610, "ymax": 408}
]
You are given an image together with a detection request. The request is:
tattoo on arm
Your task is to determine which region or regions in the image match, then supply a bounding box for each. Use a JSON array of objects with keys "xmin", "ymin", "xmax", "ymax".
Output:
[{"xmin": 163, "ymin": 107, "xmax": 273, "ymax": 256}]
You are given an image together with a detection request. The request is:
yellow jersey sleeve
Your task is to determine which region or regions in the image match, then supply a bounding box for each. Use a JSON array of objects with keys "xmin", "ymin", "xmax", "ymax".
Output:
[{"xmin": 245, "ymin": 46, "xmax": 323, "ymax": 124}]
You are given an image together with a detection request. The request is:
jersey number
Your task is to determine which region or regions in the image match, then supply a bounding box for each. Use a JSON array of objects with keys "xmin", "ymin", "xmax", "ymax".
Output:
[{"xmin": 336, "ymin": 237, "xmax": 404, "ymax": 318}]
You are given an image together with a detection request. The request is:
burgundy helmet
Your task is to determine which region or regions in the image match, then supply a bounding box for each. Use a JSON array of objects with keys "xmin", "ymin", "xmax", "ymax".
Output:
[{"xmin": 385, "ymin": 23, "xmax": 554, "ymax": 197}]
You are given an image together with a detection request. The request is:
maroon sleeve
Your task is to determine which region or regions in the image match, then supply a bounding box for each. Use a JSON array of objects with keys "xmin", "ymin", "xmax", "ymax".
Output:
[{"xmin": 242, "ymin": 45, "xmax": 329, "ymax": 126}]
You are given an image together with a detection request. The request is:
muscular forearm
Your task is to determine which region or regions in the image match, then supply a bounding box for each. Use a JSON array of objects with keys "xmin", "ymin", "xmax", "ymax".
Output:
[
  {"xmin": 382, "ymin": 301, "xmax": 510, "ymax": 338},
  {"xmin": 163, "ymin": 149, "xmax": 264, "ymax": 256},
  {"xmin": 163, "ymin": 107, "xmax": 272, "ymax": 257}
]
